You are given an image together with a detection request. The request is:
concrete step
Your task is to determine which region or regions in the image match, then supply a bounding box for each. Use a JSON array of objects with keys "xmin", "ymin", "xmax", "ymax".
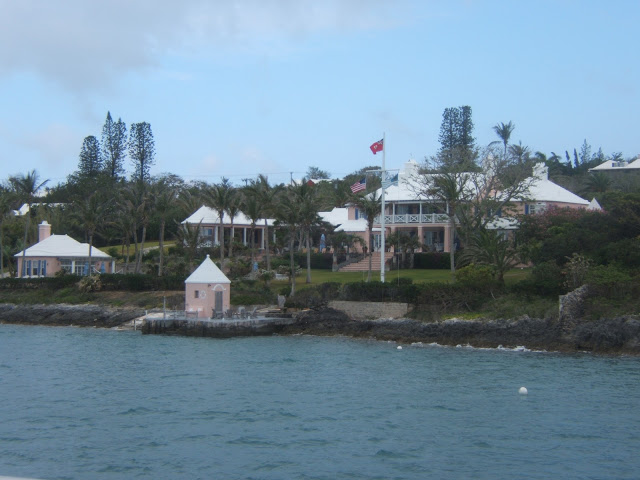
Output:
[{"xmin": 339, "ymin": 253, "xmax": 393, "ymax": 272}]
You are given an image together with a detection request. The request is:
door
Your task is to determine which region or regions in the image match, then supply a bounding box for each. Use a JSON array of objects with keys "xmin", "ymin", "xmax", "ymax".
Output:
[{"xmin": 214, "ymin": 291, "xmax": 223, "ymax": 315}]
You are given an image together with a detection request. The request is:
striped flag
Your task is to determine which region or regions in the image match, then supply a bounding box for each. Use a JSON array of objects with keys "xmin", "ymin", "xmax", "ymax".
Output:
[{"xmin": 350, "ymin": 178, "xmax": 366, "ymax": 193}]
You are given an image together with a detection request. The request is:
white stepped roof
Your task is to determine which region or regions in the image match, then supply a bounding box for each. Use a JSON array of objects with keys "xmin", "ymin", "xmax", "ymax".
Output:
[
  {"xmin": 14, "ymin": 234, "xmax": 111, "ymax": 259},
  {"xmin": 182, "ymin": 205, "xmax": 275, "ymax": 227},
  {"xmin": 370, "ymin": 161, "xmax": 588, "ymax": 206},
  {"xmin": 525, "ymin": 178, "xmax": 588, "ymax": 204},
  {"xmin": 185, "ymin": 255, "xmax": 230, "ymax": 284}
]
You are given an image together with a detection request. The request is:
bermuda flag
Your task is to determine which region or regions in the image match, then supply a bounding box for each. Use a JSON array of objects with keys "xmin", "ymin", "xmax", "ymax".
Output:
[
  {"xmin": 350, "ymin": 178, "xmax": 366, "ymax": 193},
  {"xmin": 370, "ymin": 139, "xmax": 384, "ymax": 155}
]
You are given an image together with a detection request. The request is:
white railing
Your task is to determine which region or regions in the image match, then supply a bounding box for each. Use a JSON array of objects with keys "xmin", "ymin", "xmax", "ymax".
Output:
[{"xmin": 375, "ymin": 213, "xmax": 450, "ymax": 224}]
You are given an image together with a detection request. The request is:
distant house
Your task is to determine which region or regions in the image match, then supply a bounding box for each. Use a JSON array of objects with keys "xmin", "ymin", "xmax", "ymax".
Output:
[
  {"xmin": 184, "ymin": 254, "xmax": 231, "ymax": 318},
  {"xmin": 589, "ymin": 156, "xmax": 640, "ymax": 174},
  {"xmin": 182, "ymin": 205, "xmax": 276, "ymax": 250},
  {"xmin": 330, "ymin": 160, "xmax": 593, "ymax": 254},
  {"xmin": 14, "ymin": 221, "xmax": 115, "ymax": 277}
]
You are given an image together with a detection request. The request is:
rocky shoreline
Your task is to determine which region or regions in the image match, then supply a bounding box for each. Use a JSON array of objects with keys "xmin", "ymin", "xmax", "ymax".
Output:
[
  {"xmin": 284, "ymin": 308, "xmax": 640, "ymax": 355},
  {"xmin": 1, "ymin": 303, "xmax": 639, "ymax": 355},
  {"xmin": 0, "ymin": 303, "xmax": 145, "ymax": 329}
]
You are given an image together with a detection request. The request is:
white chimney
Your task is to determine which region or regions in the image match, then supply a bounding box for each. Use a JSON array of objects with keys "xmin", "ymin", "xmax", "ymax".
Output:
[{"xmin": 38, "ymin": 221, "xmax": 51, "ymax": 242}]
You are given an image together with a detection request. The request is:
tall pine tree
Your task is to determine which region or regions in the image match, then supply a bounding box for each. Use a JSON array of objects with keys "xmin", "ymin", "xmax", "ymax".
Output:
[
  {"xmin": 101, "ymin": 111, "xmax": 127, "ymax": 179},
  {"xmin": 78, "ymin": 136, "xmax": 102, "ymax": 177},
  {"xmin": 437, "ymin": 106, "xmax": 476, "ymax": 170},
  {"xmin": 129, "ymin": 122, "xmax": 155, "ymax": 186}
]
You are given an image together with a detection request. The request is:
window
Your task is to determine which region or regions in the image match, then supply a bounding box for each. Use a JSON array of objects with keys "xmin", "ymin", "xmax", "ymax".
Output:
[
  {"xmin": 525, "ymin": 203, "xmax": 546, "ymax": 215},
  {"xmin": 195, "ymin": 290, "xmax": 200, "ymax": 299}
]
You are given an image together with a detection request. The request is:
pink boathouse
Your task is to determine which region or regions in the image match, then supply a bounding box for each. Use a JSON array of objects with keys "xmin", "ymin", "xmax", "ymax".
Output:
[{"xmin": 184, "ymin": 255, "xmax": 231, "ymax": 318}]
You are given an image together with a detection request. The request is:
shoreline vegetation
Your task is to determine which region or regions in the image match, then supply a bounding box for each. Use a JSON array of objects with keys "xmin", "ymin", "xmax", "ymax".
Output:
[
  {"xmin": 1, "ymin": 267, "xmax": 638, "ymax": 355},
  {"xmin": 1, "ymin": 301, "xmax": 639, "ymax": 356}
]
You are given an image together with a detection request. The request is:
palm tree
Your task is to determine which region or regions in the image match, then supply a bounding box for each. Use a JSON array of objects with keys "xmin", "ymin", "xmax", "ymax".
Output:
[
  {"xmin": 459, "ymin": 227, "xmax": 519, "ymax": 284},
  {"xmin": 206, "ymin": 178, "xmax": 233, "ymax": 267},
  {"xmin": 72, "ymin": 192, "xmax": 111, "ymax": 275},
  {"xmin": 427, "ymin": 172, "xmax": 468, "ymax": 280},
  {"xmin": 583, "ymin": 172, "xmax": 611, "ymax": 194},
  {"xmin": 292, "ymin": 182, "xmax": 322, "ymax": 284},
  {"xmin": 153, "ymin": 182, "xmax": 178, "ymax": 276},
  {"xmin": 252, "ymin": 175, "xmax": 282, "ymax": 271},
  {"xmin": 493, "ymin": 121, "xmax": 515, "ymax": 158},
  {"xmin": 355, "ymin": 191, "xmax": 382, "ymax": 282},
  {"xmin": 9, "ymin": 170, "xmax": 49, "ymax": 276},
  {"xmin": 240, "ymin": 190, "xmax": 263, "ymax": 267},
  {"xmin": 225, "ymin": 191, "xmax": 240, "ymax": 259},
  {"xmin": 508, "ymin": 141, "xmax": 531, "ymax": 163},
  {"xmin": 174, "ymin": 220, "xmax": 202, "ymax": 272},
  {"xmin": 0, "ymin": 190, "xmax": 14, "ymax": 277},
  {"xmin": 274, "ymin": 188, "xmax": 302, "ymax": 295}
]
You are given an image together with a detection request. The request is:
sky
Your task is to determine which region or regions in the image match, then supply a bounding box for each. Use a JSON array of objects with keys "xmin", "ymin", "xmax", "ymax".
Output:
[{"xmin": 1, "ymin": 0, "xmax": 638, "ymax": 188}]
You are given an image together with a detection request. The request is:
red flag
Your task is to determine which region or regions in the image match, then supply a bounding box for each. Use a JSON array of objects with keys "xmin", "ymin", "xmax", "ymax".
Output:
[{"xmin": 370, "ymin": 139, "xmax": 384, "ymax": 155}]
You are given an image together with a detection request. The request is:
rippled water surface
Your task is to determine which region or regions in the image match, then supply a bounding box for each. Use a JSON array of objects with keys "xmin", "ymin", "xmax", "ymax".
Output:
[{"xmin": 1, "ymin": 325, "xmax": 639, "ymax": 479}]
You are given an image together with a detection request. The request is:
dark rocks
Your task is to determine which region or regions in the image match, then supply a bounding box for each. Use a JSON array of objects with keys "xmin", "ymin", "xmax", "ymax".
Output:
[
  {"xmin": 282, "ymin": 308, "xmax": 640, "ymax": 355},
  {"xmin": 2, "ymin": 303, "xmax": 639, "ymax": 355},
  {"xmin": 0, "ymin": 304, "xmax": 145, "ymax": 328}
]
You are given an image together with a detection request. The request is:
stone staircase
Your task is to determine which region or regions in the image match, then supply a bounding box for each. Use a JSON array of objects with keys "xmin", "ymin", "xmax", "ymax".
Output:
[{"xmin": 339, "ymin": 252, "xmax": 394, "ymax": 272}]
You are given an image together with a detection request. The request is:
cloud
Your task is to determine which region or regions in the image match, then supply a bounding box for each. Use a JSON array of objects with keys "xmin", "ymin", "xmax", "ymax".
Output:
[{"xmin": 0, "ymin": 0, "xmax": 404, "ymax": 92}]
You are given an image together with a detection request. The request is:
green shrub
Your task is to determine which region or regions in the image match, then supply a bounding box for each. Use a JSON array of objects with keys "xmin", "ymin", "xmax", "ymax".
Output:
[
  {"xmin": 413, "ymin": 252, "xmax": 450, "ymax": 269},
  {"xmin": 455, "ymin": 264, "xmax": 495, "ymax": 289},
  {"xmin": 512, "ymin": 260, "xmax": 563, "ymax": 296},
  {"xmin": 294, "ymin": 252, "xmax": 334, "ymax": 269},
  {"xmin": 285, "ymin": 282, "xmax": 341, "ymax": 309}
]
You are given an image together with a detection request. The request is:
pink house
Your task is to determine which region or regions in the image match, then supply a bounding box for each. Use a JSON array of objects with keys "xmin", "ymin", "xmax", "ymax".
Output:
[
  {"xmin": 14, "ymin": 221, "xmax": 115, "ymax": 277},
  {"xmin": 184, "ymin": 255, "xmax": 231, "ymax": 318},
  {"xmin": 328, "ymin": 161, "xmax": 594, "ymax": 256}
]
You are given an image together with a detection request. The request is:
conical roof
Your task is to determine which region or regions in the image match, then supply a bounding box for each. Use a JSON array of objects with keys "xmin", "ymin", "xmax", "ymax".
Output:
[{"xmin": 185, "ymin": 254, "xmax": 230, "ymax": 284}]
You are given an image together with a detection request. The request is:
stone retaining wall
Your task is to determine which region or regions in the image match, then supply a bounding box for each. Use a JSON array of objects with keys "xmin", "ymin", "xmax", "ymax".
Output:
[{"xmin": 328, "ymin": 300, "xmax": 409, "ymax": 320}]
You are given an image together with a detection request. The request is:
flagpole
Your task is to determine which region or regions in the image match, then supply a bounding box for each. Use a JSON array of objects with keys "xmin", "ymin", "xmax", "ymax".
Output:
[{"xmin": 380, "ymin": 132, "xmax": 386, "ymax": 283}]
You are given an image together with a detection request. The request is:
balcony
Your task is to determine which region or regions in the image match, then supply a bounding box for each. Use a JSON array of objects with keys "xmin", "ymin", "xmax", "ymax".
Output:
[{"xmin": 373, "ymin": 213, "xmax": 450, "ymax": 225}]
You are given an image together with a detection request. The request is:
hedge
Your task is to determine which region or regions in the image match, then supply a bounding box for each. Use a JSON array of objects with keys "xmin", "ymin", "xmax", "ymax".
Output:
[{"xmin": 412, "ymin": 252, "xmax": 451, "ymax": 269}]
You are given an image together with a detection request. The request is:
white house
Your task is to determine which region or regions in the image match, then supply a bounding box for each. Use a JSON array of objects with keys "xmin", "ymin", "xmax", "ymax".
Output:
[{"xmin": 182, "ymin": 205, "xmax": 276, "ymax": 250}]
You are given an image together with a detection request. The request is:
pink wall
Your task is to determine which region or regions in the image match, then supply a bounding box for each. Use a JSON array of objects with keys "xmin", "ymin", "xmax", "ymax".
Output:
[
  {"xmin": 185, "ymin": 283, "xmax": 230, "ymax": 318},
  {"xmin": 16, "ymin": 257, "xmax": 114, "ymax": 277}
]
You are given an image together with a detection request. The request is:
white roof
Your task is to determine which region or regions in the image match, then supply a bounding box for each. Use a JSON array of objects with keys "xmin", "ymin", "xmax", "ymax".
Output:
[
  {"xmin": 588, "ymin": 198, "xmax": 602, "ymax": 211},
  {"xmin": 185, "ymin": 255, "xmax": 230, "ymax": 284},
  {"xmin": 318, "ymin": 207, "xmax": 372, "ymax": 233},
  {"xmin": 14, "ymin": 234, "xmax": 111, "ymax": 259},
  {"xmin": 370, "ymin": 161, "xmax": 588, "ymax": 206},
  {"xmin": 182, "ymin": 205, "xmax": 275, "ymax": 227},
  {"xmin": 589, "ymin": 157, "xmax": 640, "ymax": 171},
  {"xmin": 525, "ymin": 178, "xmax": 588, "ymax": 205}
]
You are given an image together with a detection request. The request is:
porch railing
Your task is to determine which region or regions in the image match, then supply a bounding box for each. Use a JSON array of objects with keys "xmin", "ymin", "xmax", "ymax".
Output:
[{"xmin": 373, "ymin": 213, "xmax": 450, "ymax": 225}]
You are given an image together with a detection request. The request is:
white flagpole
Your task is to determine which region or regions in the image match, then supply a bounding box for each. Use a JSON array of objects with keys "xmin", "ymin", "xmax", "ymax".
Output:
[{"xmin": 380, "ymin": 133, "xmax": 386, "ymax": 283}]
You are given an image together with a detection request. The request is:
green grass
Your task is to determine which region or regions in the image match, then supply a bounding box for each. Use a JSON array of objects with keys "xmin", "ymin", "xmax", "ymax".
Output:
[{"xmin": 272, "ymin": 268, "xmax": 530, "ymax": 289}]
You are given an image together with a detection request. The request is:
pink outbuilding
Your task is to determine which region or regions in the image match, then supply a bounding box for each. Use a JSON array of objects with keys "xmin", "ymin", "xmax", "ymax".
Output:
[{"xmin": 184, "ymin": 255, "xmax": 231, "ymax": 318}]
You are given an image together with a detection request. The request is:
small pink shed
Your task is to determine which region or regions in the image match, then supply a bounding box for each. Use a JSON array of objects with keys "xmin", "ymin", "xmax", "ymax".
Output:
[{"xmin": 184, "ymin": 255, "xmax": 231, "ymax": 318}]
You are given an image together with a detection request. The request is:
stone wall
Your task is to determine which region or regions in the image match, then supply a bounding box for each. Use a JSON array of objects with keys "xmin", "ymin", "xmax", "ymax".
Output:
[
  {"xmin": 328, "ymin": 300, "xmax": 409, "ymax": 320},
  {"xmin": 559, "ymin": 285, "xmax": 590, "ymax": 333}
]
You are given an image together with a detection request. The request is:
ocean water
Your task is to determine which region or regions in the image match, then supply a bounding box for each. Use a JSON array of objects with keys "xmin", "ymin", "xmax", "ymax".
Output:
[{"xmin": 1, "ymin": 325, "xmax": 639, "ymax": 480}]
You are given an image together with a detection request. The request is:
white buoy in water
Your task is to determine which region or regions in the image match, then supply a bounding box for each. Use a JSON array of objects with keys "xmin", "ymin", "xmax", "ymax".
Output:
[
  {"xmin": 519, "ymin": 386, "xmax": 528, "ymax": 395},
  {"xmin": 397, "ymin": 346, "xmax": 403, "ymax": 350}
]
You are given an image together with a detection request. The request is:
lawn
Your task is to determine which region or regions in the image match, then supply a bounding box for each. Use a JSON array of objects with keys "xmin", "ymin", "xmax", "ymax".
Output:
[{"xmin": 271, "ymin": 268, "xmax": 530, "ymax": 289}]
